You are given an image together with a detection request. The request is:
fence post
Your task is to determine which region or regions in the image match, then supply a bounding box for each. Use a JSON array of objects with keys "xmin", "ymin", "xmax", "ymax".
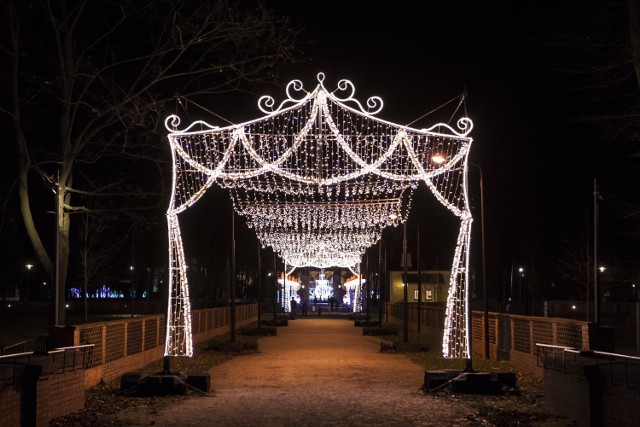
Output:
[
  {"xmin": 581, "ymin": 323, "xmax": 590, "ymax": 350},
  {"xmin": 636, "ymin": 301, "xmax": 640, "ymax": 354},
  {"xmin": 529, "ymin": 319, "xmax": 534, "ymax": 355},
  {"xmin": 101, "ymin": 325, "xmax": 107, "ymax": 365},
  {"xmin": 510, "ymin": 316, "xmax": 515, "ymax": 356},
  {"xmin": 123, "ymin": 321, "xmax": 129, "ymax": 356},
  {"xmin": 141, "ymin": 319, "xmax": 146, "ymax": 351}
]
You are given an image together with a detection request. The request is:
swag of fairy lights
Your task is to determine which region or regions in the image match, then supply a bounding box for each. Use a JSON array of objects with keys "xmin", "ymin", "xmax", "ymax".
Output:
[{"xmin": 163, "ymin": 72, "xmax": 474, "ymax": 360}]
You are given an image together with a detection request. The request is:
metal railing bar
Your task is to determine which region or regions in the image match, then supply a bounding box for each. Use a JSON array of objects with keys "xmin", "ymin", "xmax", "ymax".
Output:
[{"xmin": 0, "ymin": 351, "xmax": 34, "ymax": 360}]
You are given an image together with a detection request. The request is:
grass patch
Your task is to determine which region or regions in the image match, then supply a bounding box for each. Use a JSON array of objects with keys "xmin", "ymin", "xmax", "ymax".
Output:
[
  {"xmin": 144, "ymin": 328, "xmax": 266, "ymax": 375},
  {"xmin": 377, "ymin": 322, "xmax": 574, "ymax": 426},
  {"xmin": 141, "ymin": 343, "xmax": 235, "ymax": 377}
]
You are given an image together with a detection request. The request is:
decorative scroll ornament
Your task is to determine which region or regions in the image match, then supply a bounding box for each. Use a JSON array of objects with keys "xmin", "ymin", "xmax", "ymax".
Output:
[
  {"xmin": 164, "ymin": 73, "xmax": 474, "ymax": 362},
  {"xmin": 257, "ymin": 72, "xmax": 384, "ymax": 115},
  {"xmin": 164, "ymin": 115, "xmax": 219, "ymax": 133},
  {"xmin": 423, "ymin": 117, "xmax": 473, "ymax": 138}
]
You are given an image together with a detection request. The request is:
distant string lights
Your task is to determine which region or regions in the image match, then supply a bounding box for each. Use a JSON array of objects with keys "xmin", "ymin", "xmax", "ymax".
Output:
[{"xmin": 164, "ymin": 73, "xmax": 474, "ymax": 359}]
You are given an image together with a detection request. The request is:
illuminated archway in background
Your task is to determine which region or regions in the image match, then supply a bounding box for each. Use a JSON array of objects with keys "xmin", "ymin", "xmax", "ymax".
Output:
[{"xmin": 164, "ymin": 73, "xmax": 473, "ymax": 359}]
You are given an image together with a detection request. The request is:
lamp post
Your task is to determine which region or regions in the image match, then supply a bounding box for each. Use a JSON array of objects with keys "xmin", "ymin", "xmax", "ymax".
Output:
[
  {"xmin": 518, "ymin": 267, "xmax": 525, "ymax": 305},
  {"xmin": 129, "ymin": 266, "xmax": 135, "ymax": 317},
  {"xmin": 593, "ymin": 178, "xmax": 600, "ymax": 325},
  {"xmin": 257, "ymin": 245, "xmax": 262, "ymax": 333},
  {"xmin": 146, "ymin": 267, "xmax": 151, "ymax": 301},
  {"xmin": 417, "ymin": 227, "xmax": 421, "ymax": 334},
  {"xmin": 403, "ymin": 219, "xmax": 408, "ymax": 343},
  {"xmin": 230, "ymin": 208, "xmax": 236, "ymax": 342},
  {"xmin": 634, "ymin": 283, "xmax": 639, "ymax": 355},
  {"xmin": 25, "ymin": 263, "xmax": 34, "ymax": 301},
  {"xmin": 470, "ymin": 163, "xmax": 489, "ymax": 360},
  {"xmin": 378, "ymin": 242, "xmax": 385, "ymax": 325},
  {"xmin": 272, "ymin": 253, "xmax": 277, "ymax": 322},
  {"xmin": 366, "ymin": 249, "xmax": 370, "ymax": 323}
]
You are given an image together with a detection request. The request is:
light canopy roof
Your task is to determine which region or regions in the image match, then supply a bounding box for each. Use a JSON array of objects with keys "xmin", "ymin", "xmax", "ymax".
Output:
[{"xmin": 164, "ymin": 73, "xmax": 474, "ymax": 361}]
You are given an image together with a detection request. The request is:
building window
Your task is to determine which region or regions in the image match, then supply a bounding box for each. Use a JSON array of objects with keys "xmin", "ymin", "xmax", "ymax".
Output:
[{"xmin": 426, "ymin": 289, "xmax": 433, "ymax": 301}]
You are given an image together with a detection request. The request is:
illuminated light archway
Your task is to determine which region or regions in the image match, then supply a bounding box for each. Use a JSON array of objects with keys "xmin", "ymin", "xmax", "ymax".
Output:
[
  {"xmin": 164, "ymin": 73, "xmax": 473, "ymax": 359},
  {"xmin": 277, "ymin": 273, "xmax": 300, "ymax": 313}
]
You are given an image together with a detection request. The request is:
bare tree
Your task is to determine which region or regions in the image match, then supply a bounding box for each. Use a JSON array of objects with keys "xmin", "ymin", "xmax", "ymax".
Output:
[
  {"xmin": 554, "ymin": 217, "xmax": 592, "ymax": 299},
  {"xmin": 2, "ymin": 0, "xmax": 298, "ymax": 324},
  {"xmin": 557, "ymin": 1, "xmax": 640, "ymax": 155},
  {"xmin": 629, "ymin": 0, "xmax": 640, "ymax": 91},
  {"xmin": 77, "ymin": 211, "xmax": 129, "ymax": 323}
]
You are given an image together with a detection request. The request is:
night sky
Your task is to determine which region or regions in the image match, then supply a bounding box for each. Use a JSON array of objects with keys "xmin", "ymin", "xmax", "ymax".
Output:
[
  {"xmin": 207, "ymin": 0, "xmax": 638, "ymax": 302},
  {"xmin": 3, "ymin": 1, "xmax": 638, "ymax": 303}
]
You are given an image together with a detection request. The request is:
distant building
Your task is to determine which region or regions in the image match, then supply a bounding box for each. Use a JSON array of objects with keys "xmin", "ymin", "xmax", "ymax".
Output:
[{"xmin": 388, "ymin": 270, "xmax": 450, "ymax": 303}]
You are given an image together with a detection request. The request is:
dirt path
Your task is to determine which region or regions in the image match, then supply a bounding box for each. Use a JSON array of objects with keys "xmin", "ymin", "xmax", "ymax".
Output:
[{"xmin": 114, "ymin": 319, "xmax": 471, "ymax": 426}]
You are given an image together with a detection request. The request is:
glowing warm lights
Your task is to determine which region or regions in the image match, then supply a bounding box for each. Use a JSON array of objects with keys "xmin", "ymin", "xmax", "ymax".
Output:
[
  {"xmin": 311, "ymin": 270, "xmax": 334, "ymax": 301},
  {"xmin": 164, "ymin": 73, "xmax": 474, "ymax": 359},
  {"xmin": 343, "ymin": 274, "xmax": 367, "ymax": 312},
  {"xmin": 278, "ymin": 273, "xmax": 300, "ymax": 313},
  {"xmin": 431, "ymin": 155, "xmax": 446, "ymax": 164}
]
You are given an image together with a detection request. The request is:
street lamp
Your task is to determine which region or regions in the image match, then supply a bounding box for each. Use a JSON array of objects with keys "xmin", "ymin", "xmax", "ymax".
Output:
[
  {"xmin": 432, "ymin": 154, "xmax": 446, "ymax": 164},
  {"xmin": 25, "ymin": 263, "xmax": 34, "ymax": 301},
  {"xmin": 129, "ymin": 265, "xmax": 135, "ymax": 317},
  {"xmin": 402, "ymin": 219, "xmax": 408, "ymax": 343},
  {"xmin": 257, "ymin": 245, "xmax": 262, "ymax": 334},
  {"xmin": 593, "ymin": 178, "xmax": 601, "ymax": 325},
  {"xmin": 518, "ymin": 267, "xmax": 525, "ymax": 303},
  {"xmin": 470, "ymin": 163, "xmax": 489, "ymax": 360},
  {"xmin": 146, "ymin": 267, "xmax": 152, "ymax": 301}
]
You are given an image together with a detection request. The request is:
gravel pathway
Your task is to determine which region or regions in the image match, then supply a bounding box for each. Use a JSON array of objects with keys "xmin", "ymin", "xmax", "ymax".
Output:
[{"xmin": 113, "ymin": 318, "xmax": 472, "ymax": 426}]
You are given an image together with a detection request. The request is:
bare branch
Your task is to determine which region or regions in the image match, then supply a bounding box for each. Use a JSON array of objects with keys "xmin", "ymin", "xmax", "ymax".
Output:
[{"xmin": 4, "ymin": 0, "xmax": 300, "ymax": 303}]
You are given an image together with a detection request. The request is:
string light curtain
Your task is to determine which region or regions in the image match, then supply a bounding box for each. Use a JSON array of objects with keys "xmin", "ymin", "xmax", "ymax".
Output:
[{"xmin": 164, "ymin": 73, "xmax": 473, "ymax": 359}]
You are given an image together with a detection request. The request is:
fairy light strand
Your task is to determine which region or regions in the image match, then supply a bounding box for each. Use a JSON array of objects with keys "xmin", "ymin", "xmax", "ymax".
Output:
[{"xmin": 164, "ymin": 73, "xmax": 474, "ymax": 359}]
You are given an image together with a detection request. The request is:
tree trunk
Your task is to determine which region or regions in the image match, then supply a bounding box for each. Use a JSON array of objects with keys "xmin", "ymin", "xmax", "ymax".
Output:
[
  {"xmin": 17, "ymin": 157, "xmax": 55, "ymax": 279},
  {"xmin": 83, "ymin": 215, "xmax": 89, "ymax": 324},
  {"xmin": 9, "ymin": 0, "xmax": 54, "ymax": 279},
  {"xmin": 55, "ymin": 180, "xmax": 71, "ymax": 325}
]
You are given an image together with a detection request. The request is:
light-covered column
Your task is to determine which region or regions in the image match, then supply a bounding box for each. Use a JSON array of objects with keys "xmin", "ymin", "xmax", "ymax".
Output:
[
  {"xmin": 442, "ymin": 214, "xmax": 472, "ymax": 359},
  {"xmin": 165, "ymin": 213, "xmax": 193, "ymax": 357}
]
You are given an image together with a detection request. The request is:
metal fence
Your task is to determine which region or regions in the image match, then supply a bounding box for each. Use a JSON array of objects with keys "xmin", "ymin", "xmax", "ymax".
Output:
[
  {"xmin": 1, "ymin": 334, "xmax": 48, "ymax": 356},
  {"xmin": 2, "ymin": 304, "xmax": 259, "ymax": 363},
  {"xmin": 0, "ymin": 344, "xmax": 94, "ymax": 382},
  {"xmin": 77, "ymin": 316, "xmax": 165, "ymax": 367},
  {"xmin": 385, "ymin": 302, "xmax": 446, "ymax": 331},
  {"xmin": 545, "ymin": 301, "xmax": 640, "ymax": 355}
]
